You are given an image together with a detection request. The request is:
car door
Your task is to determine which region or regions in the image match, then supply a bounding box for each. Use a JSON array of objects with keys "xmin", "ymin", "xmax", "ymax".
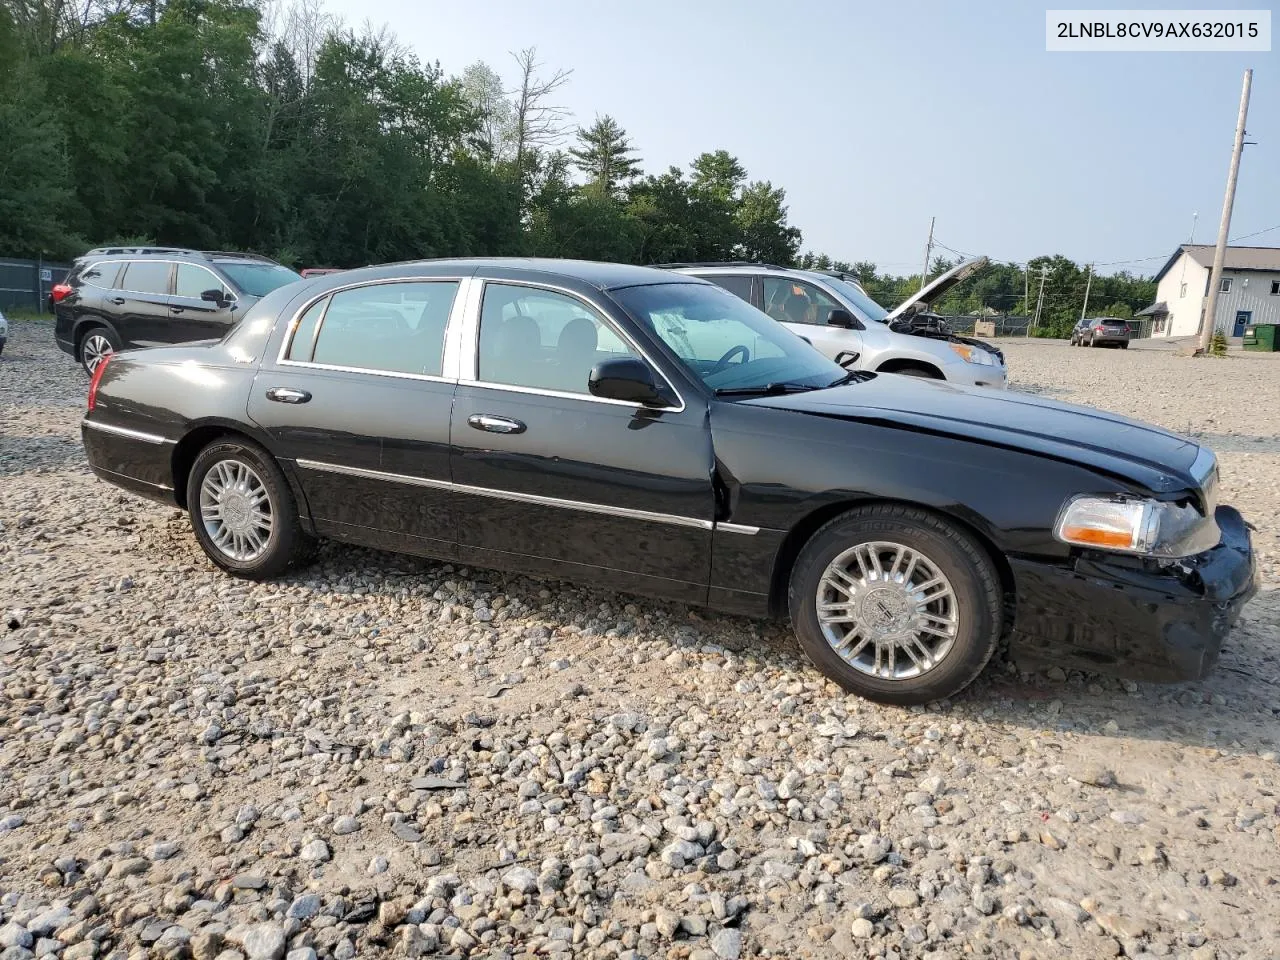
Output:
[
  {"xmin": 762, "ymin": 276, "xmax": 862, "ymax": 364},
  {"xmin": 247, "ymin": 276, "xmax": 465, "ymax": 559},
  {"xmin": 113, "ymin": 260, "xmax": 175, "ymax": 347},
  {"xmin": 170, "ymin": 262, "xmax": 238, "ymax": 342},
  {"xmin": 450, "ymin": 278, "xmax": 715, "ymax": 604}
]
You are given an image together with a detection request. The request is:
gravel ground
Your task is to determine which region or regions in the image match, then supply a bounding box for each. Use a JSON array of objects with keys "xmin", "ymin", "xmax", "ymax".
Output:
[{"xmin": 2, "ymin": 320, "xmax": 1278, "ymax": 960}]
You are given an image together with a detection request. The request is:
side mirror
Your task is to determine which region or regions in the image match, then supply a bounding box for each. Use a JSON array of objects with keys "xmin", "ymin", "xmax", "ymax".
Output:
[
  {"xmin": 827, "ymin": 308, "xmax": 861, "ymax": 330},
  {"xmin": 588, "ymin": 356, "xmax": 666, "ymax": 407},
  {"xmin": 201, "ymin": 289, "xmax": 234, "ymax": 308}
]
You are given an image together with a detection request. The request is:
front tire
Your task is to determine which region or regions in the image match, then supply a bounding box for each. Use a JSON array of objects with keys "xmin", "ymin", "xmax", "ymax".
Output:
[
  {"xmin": 78, "ymin": 327, "xmax": 119, "ymax": 374},
  {"xmin": 186, "ymin": 438, "xmax": 316, "ymax": 578},
  {"xmin": 788, "ymin": 505, "xmax": 1002, "ymax": 705}
]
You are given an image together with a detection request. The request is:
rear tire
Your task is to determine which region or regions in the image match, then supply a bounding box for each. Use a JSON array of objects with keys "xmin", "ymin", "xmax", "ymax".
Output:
[
  {"xmin": 1119, "ymin": 342, "xmax": 1129, "ymax": 349},
  {"xmin": 78, "ymin": 326, "xmax": 119, "ymax": 374},
  {"xmin": 788, "ymin": 504, "xmax": 1002, "ymax": 705},
  {"xmin": 186, "ymin": 438, "xmax": 317, "ymax": 579}
]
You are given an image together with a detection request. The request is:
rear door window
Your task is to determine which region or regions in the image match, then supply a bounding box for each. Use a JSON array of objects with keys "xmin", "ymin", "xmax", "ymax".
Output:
[
  {"xmin": 120, "ymin": 261, "xmax": 172, "ymax": 296},
  {"xmin": 304, "ymin": 281, "xmax": 459, "ymax": 377},
  {"xmin": 699, "ymin": 274, "xmax": 754, "ymax": 304}
]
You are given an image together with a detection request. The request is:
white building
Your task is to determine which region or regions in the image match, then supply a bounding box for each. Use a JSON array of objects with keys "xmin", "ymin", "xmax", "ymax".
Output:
[{"xmin": 1140, "ymin": 244, "xmax": 1280, "ymax": 338}]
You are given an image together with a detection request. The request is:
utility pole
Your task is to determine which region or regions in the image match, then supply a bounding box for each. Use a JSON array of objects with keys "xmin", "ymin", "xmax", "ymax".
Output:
[
  {"xmin": 1032, "ymin": 265, "xmax": 1049, "ymax": 330},
  {"xmin": 919, "ymin": 217, "xmax": 935, "ymax": 291},
  {"xmin": 1199, "ymin": 68, "xmax": 1252, "ymax": 355},
  {"xmin": 1079, "ymin": 263, "xmax": 1094, "ymax": 321},
  {"xmin": 1023, "ymin": 265, "xmax": 1029, "ymax": 318}
]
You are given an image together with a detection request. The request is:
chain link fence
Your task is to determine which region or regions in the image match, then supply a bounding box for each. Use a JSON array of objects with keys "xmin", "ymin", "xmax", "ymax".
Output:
[
  {"xmin": 940, "ymin": 315, "xmax": 1033, "ymax": 337},
  {"xmin": 0, "ymin": 258, "xmax": 72, "ymax": 313}
]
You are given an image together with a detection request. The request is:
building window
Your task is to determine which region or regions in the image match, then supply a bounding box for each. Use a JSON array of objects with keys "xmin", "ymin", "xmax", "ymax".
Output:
[
  {"xmin": 1271, "ymin": 280, "xmax": 1279, "ymax": 296},
  {"xmin": 1154, "ymin": 317, "xmax": 1166, "ymax": 334},
  {"xmin": 1179, "ymin": 282, "xmax": 1187, "ymax": 298},
  {"xmin": 1219, "ymin": 277, "xmax": 1233, "ymax": 293}
]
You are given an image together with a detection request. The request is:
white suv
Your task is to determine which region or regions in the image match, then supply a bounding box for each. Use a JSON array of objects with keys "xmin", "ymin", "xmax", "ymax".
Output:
[{"xmin": 667, "ymin": 257, "xmax": 1006, "ymax": 388}]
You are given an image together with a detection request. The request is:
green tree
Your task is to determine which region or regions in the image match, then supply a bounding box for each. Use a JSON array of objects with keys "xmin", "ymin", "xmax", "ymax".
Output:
[
  {"xmin": 568, "ymin": 114, "xmax": 641, "ymax": 200},
  {"xmin": 734, "ymin": 180, "xmax": 800, "ymax": 265}
]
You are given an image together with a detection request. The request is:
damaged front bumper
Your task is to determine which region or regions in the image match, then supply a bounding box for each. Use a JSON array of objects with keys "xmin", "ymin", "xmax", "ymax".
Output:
[{"xmin": 1007, "ymin": 506, "xmax": 1258, "ymax": 682}]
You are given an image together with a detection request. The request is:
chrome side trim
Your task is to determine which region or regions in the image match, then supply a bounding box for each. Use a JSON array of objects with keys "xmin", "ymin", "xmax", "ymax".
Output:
[
  {"xmin": 454, "ymin": 481, "xmax": 710, "ymax": 529},
  {"xmin": 295, "ymin": 458, "xmax": 451, "ymax": 491},
  {"xmin": 293, "ymin": 457, "xmax": 724, "ymax": 531},
  {"xmin": 715, "ymin": 522, "xmax": 760, "ymax": 536},
  {"xmin": 83, "ymin": 420, "xmax": 174, "ymax": 445}
]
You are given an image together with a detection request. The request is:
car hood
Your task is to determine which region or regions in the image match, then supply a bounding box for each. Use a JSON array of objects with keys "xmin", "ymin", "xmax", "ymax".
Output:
[
  {"xmin": 885, "ymin": 256, "xmax": 989, "ymax": 323},
  {"xmin": 745, "ymin": 375, "xmax": 1202, "ymax": 493}
]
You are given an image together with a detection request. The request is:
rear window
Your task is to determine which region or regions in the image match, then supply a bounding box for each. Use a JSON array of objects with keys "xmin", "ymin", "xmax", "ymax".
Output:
[{"xmin": 79, "ymin": 261, "xmax": 121, "ymax": 289}]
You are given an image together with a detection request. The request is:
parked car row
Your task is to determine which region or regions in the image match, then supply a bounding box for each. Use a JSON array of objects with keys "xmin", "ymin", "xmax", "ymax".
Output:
[{"xmin": 80, "ymin": 258, "xmax": 1256, "ymax": 705}]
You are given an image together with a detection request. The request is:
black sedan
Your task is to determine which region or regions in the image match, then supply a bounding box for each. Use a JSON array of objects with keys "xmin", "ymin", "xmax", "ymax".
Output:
[{"xmin": 80, "ymin": 259, "xmax": 1257, "ymax": 705}]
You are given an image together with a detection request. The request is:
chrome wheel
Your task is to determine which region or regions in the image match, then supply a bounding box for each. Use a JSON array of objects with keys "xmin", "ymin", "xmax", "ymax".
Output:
[
  {"xmin": 815, "ymin": 541, "xmax": 959, "ymax": 680},
  {"xmin": 198, "ymin": 459, "xmax": 273, "ymax": 562},
  {"xmin": 81, "ymin": 333, "xmax": 114, "ymax": 372}
]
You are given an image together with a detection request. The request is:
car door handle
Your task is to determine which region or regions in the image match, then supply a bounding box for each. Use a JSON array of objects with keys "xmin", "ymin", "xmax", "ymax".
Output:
[
  {"xmin": 170, "ymin": 306, "xmax": 185, "ymax": 314},
  {"xmin": 265, "ymin": 387, "xmax": 311, "ymax": 404},
  {"xmin": 108, "ymin": 296, "xmax": 126, "ymax": 305},
  {"xmin": 468, "ymin": 414, "xmax": 526, "ymax": 435}
]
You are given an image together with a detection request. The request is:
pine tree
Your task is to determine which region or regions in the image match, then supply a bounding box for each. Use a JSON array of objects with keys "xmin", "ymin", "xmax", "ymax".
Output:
[{"xmin": 568, "ymin": 115, "xmax": 641, "ymax": 200}]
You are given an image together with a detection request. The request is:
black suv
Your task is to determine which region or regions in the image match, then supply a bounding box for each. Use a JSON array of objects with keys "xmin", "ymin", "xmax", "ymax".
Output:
[{"xmin": 54, "ymin": 247, "xmax": 303, "ymax": 373}]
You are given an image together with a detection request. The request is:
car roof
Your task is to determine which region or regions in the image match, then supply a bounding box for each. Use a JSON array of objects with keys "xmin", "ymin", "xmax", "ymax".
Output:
[
  {"xmin": 79, "ymin": 247, "xmax": 281, "ymax": 266},
  {"xmin": 664, "ymin": 262, "xmax": 836, "ymax": 283},
  {"xmin": 304, "ymin": 258, "xmax": 705, "ymax": 293}
]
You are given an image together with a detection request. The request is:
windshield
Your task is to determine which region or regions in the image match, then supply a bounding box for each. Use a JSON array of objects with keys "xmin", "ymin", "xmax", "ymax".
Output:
[
  {"xmin": 218, "ymin": 262, "xmax": 302, "ymax": 298},
  {"xmin": 613, "ymin": 282, "xmax": 847, "ymax": 393},
  {"xmin": 821, "ymin": 275, "xmax": 890, "ymax": 324}
]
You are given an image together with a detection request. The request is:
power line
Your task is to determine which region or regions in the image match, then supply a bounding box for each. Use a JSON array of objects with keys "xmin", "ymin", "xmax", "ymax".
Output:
[{"xmin": 932, "ymin": 223, "xmax": 1280, "ymax": 275}]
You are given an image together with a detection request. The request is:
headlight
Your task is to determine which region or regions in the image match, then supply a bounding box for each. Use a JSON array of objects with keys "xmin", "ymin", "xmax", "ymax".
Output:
[
  {"xmin": 949, "ymin": 343, "xmax": 996, "ymax": 366},
  {"xmin": 1054, "ymin": 496, "xmax": 1220, "ymax": 558}
]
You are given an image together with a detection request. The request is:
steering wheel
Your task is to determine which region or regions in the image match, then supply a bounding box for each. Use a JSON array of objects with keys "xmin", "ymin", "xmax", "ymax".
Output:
[{"xmin": 710, "ymin": 344, "xmax": 750, "ymax": 374}]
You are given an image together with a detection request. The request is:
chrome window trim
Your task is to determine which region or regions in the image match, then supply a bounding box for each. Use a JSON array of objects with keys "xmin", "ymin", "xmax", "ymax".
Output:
[
  {"xmin": 293, "ymin": 457, "xmax": 758, "ymax": 534},
  {"xmin": 460, "ymin": 278, "xmax": 686, "ymax": 413},
  {"xmin": 275, "ymin": 275, "xmax": 469, "ymax": 383},
  {"xmin": 83, "ymin": 420, "xmax": 174, "ymax": 445}
]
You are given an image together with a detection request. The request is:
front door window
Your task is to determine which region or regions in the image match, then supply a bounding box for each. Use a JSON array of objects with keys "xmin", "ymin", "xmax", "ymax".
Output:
[{"xmin": 762, "ymin": 277, "xmax": 841, "ymax": 326}]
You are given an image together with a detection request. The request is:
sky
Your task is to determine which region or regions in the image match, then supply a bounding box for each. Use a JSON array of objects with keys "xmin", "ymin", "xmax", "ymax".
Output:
[{"xmin": 323, "ymin": 0, "xmax": 1277, "ymax": 276}]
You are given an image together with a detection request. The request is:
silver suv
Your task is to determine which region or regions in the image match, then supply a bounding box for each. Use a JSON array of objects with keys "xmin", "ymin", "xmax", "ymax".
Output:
[{"xmin": 666, "ymin": 257, "xmax": 1006, "ymax": 388}]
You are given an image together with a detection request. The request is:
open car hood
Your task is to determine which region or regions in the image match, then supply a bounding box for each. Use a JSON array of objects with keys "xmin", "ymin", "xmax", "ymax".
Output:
[{"xmin": 885, "ymin": 255, "xmax": 989, "ymax": 323}]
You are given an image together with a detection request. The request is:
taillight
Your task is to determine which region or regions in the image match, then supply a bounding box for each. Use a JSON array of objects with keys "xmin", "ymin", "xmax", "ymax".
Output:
[
  {"xmin": 87, "ymin": 354, "xmax": 111, "ymax": 411},
  {"xmin": 51, "ymin": 283, "xmax": 73, "ymax": 303}
]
